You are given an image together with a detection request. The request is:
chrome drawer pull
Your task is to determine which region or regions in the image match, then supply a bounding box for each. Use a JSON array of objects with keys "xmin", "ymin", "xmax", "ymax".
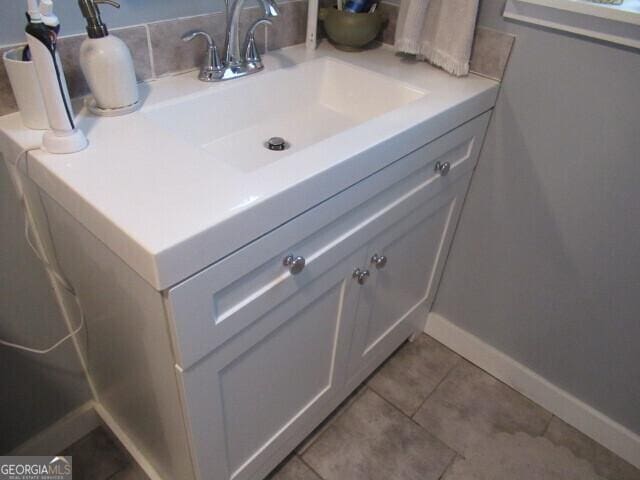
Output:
[
  {"xmin": 435, "ymin": 161, "xmax": 451, "ymax": 176},
  {"xmin": 353, "ymin": 268, "xmax": 370, "ymax": 285},
  {"xmin": 283, "ymin": 255, "xmax": 306, "ymax": 275},
  {"xmin": 370, "ymin": 254, "xmax": 387, "ymax": 270}
]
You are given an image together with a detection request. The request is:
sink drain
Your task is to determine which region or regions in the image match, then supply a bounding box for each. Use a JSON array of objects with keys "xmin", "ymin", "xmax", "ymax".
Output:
[{"xmin": 265, "ymin": 137, "xmax": 288, "ymax": 151}]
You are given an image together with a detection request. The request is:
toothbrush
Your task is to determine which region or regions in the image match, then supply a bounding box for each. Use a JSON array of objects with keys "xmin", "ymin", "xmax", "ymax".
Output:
[
  {"xmin": 21, "ymin": 0, "xmax": 41, "ymax": 60},
  {"xmin": 27, "ymin": 0, "xmax": 40, "ymax": 20},
  {"xmin": 25, "ymin": 0, "xmax": 88, "ymax": 153}
]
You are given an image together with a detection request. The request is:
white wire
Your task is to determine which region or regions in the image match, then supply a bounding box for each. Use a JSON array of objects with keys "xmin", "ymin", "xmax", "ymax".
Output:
[{"xmin": 0, "ymin": 149, "xmax": 85, "ymax": 355}]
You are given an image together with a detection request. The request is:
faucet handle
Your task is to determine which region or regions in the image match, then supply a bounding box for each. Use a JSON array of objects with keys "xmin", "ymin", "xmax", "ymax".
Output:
[
  {"xmin": 182, "ymin": 30, "xmax": 224, "ymax": 81},
  {"xmin": 244, "ymin": 18, "xmax": 272, "ymax": 66}
]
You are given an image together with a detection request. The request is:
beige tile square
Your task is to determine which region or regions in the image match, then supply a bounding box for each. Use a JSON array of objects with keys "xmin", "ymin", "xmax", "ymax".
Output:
[
  {"xmin": 0, "ymin": 45, "xmax": 20, "ymax": 116},
  {"xmin": 545, "ymin": 417, "xmax": 640, "ymax": 480},
  {"xmin": 378, "ymin": 2, "xmax": 399, "ymax": 46},
  {"xmin": 470, "ymin": 26, "xmax": 515, "ymax": 81},
  {"xmin": 368, "ymin": 335, "xmax": 460, "ymax": 416},
  {"xmin": 302, "ymin": 388, "xmax": 455, "ymax": 480},
  {"xmin": 57, "ymin": 34, "xmax": 91, "ymax": 99},
  {"xmin": 268, "ymin": 1, "xmax": 308, "ymax": 51},
  {"xmin": 148, "ymin": 13, "xmax": 226, "ymax": 77},
  {"xmin": 413, "ymin": 360, "xmax": 552, "ymax": 456}
]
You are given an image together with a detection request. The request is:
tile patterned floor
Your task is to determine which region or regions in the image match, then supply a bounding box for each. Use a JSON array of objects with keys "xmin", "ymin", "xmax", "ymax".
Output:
[{"xmin": 63, "ymin": 334, "xmax": 640, "ymax": 480}]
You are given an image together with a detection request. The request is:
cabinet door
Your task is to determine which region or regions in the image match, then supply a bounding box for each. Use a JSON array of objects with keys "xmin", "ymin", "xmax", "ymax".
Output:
[
  {"xmin": 177, "ymin": 246, "xmax": 368, "ymax": 480},
  {"xmin": 346, "ymin": 178, "xmax": 469, "ymax": 388}
]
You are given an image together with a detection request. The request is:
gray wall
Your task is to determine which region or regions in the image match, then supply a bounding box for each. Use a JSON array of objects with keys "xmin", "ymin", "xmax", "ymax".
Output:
[
  {"xmin": 0, "ymin": 160, "xmax": 91, "ymax": 453},
  {"xmin": 0, "ymin": 0, "xmax": 230, "ymax": 46},
  {"xmin": 434, "ymin": 0, "xmax": 640, "ymax": 434}
]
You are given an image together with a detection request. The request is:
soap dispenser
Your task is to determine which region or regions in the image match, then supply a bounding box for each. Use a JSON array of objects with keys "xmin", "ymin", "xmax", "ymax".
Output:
[{"xmin": 78, "ymin": 0, "xmax": 139, "ymax": 115}]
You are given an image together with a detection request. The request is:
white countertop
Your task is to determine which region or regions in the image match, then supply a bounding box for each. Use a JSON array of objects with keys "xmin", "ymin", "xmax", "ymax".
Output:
[{"xmin": 0, "ymin": 42, "xmax": 498, "ymax": 290}]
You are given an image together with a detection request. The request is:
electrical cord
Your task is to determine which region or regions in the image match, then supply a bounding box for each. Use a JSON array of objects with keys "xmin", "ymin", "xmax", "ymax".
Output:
[{"xmin": 0, "ymin": 149, "xmax": 85, "ymax": 355}]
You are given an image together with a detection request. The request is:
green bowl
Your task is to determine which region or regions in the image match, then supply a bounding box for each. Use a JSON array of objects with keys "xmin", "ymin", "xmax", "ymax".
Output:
[{"xmin": 319, "ymin": 7, "xmax": 384, "ymax": 51}]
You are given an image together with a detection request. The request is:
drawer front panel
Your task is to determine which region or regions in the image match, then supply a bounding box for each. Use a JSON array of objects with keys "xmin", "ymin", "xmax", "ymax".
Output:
[{"xmin": 167, "ymin": 112, "xmax": 491, "ymax": 368}]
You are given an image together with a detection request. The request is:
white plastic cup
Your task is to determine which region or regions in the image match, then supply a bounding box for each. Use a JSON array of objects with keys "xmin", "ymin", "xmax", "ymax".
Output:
[{"xmin": 3, "ymin": 46, "xmax": 50, "ymax": 130}]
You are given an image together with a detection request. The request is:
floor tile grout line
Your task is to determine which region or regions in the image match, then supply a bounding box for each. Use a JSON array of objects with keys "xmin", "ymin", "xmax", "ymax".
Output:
[
  {"xmin": 296, "ymin": 384, "xmax": 368, "ymax": 456},
  {"xmin": 542, "ymin": 414, "xmax": 556, "ymax": 437},
  {"xmin": 437, "ymin": 452, "xmax": 459, "ymax": 480},
  {"xmin": 365, "ymin": 386, "xmax": 409, "ymax": 419},
  {"xmin": 407, "ymin": 413, "xmax": 465, "ymax": 459},
  {"xmin": 365, "ymin": 381, "xmax": 410, "ymax": 414},
  {"xmin": 367, "ymin": 387, "xmax": 465, "ymax": 459},
  {"xmin": 364, "ymin": 334, "xmax": 462, "ymax": 418},
  {"xmin": 410, "ymin": 355, "xmax": 462, "ymax": 419},
  {"xmin": 105, "ymin": 466, "xmax": 128, "ymax": 480},
  {"xmin": 297, "ymin": 454, "xmax": 326, "ymax": 480}
]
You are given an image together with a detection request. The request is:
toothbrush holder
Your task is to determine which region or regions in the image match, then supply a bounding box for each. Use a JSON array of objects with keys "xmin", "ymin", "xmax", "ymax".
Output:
[{"xmin": 2, "ymin": 47, "xmax": 50, "ymax": 130}]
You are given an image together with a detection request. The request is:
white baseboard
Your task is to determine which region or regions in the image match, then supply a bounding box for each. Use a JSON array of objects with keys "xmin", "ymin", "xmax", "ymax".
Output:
[
  {"xmin": 425, "ymin": 313, "xmax": 640, "ymax": 470},
  {"xmin": 11, "ymin": 401, "xmax": 100, "ymax": 456}
]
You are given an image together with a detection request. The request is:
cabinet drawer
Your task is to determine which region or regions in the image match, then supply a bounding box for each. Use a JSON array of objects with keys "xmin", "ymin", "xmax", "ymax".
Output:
[{"xmin": 166, "ymin": 112, "xmax": 491, "ymax": 368}]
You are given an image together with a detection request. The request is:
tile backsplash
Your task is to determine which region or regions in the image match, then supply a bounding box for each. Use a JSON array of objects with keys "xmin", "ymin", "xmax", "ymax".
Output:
[
  {"xmin": 0, "ymin": 0, "xmax": 310, "ymax": 116},
  {"xmin": 0, "ymin": 46, "xmax": 19, "ymax": 115},
  {"xmin": 147, "ymin": 13, "xmax": 227, "ymax": 78},
  {"xmin": 0, "ymin": 0, "xmax": 515, "ymax": 117}
]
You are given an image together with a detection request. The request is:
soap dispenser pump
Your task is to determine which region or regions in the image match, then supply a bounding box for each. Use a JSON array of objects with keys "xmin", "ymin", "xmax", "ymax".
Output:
[{"xmin": 78, "ymin": 0, "xmax": 140, "ymax": 115}]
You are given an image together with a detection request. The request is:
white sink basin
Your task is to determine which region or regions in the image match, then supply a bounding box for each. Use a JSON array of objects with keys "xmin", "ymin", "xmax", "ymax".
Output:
[
  {"xmin": 2, "ymin": 43, "xmax": 498, "ymax": 289},
  {"xmin": 142, "ymin": 57, "xmax": 426, "ymax": 173}
]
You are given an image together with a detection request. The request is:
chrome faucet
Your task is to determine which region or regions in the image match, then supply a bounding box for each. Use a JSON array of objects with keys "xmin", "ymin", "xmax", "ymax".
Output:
[{"xmin": 182, "ymin": 0, "xmax": 279, "ymax": 82}]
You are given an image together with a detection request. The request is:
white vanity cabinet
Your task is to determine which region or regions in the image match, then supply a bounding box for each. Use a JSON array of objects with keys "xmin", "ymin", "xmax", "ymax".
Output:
[
  {"xmin": 166, "ymin": 112, "xmax": 491, "ymax": 480},
  {"xmin": 0, "ymin": 39, "xmax": 500, "ymax": 480},
  {"xmin": 28, "ymin": 110, "xmax": 492, "ymax": 480}
]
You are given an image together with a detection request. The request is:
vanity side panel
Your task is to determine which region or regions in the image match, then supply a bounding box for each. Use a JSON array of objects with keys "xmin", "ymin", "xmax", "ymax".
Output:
[{"xmin": 38, "ymin": 192, "xmax": 196, "ymax": 480}]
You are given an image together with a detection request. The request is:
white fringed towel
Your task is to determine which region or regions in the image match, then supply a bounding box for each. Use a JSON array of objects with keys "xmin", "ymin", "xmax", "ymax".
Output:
[{"xmin": 395, "ymin": 0, "xmax": 480, "ymax": 77}]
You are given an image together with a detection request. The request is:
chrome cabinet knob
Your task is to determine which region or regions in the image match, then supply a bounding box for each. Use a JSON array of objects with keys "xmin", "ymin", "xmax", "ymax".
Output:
[
  {"xmin": 435, "ymin": 161, "xmax": 451, "ymax": 176},
  {"xmin": 371, "ymin": 254, "xmax": 387, "ymax": 270},
  {"xmin": 283, "ymin": 255, "xmax": 306, "ymax": 275},
  {"xmin": 353, "ymin": 268, "xmax": 371, "ymax": 285}
]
